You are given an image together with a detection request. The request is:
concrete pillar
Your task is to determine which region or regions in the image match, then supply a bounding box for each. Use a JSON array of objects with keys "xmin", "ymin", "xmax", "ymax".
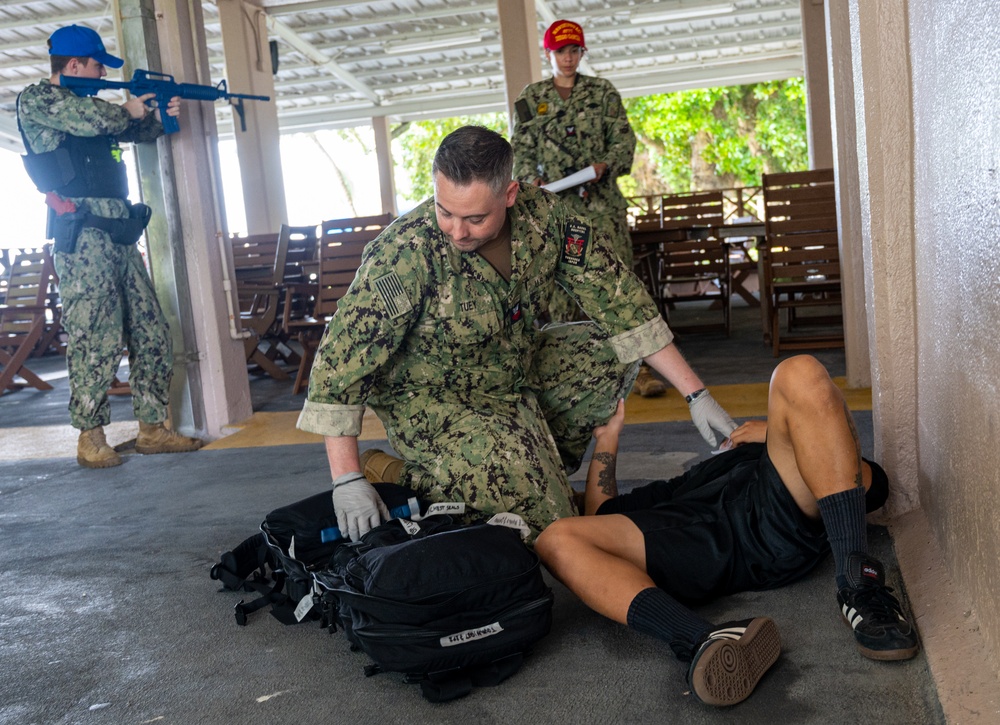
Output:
[
  {"xmin": 497, "ymin": 0, "xmax": 541, "ymax": 132},
  {"xmin": 800, "ymin": 0, "xmax": 834, "ymax": 168},
  {"xmin": 115, "ymin": 0, "xmax": 252, "ymax": 439},
  {"xmin": 371, "ymin": 116, "xmax": 397, "ymax": 216},
  {"xmin": 826, "ymin": 0, "xmax": 870, "ymax": 386},
  {"xmin": 850, "ymin": 0, "xmax": 919, "ymax": 515},
  {"xmin": 216, "ymin": 0, "xmax": 287, "ymax": 234}
]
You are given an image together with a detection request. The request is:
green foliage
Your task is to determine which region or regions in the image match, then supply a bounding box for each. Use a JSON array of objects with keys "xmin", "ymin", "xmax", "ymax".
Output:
[
  {"xmin": 385, "ymin": 79, "xmax": 807, "ymax": 205},
  {"xmin": 623, "ymin": 77, "xmax": 808, "ymax": 193},
  {"xmin": 392, "ymin": 114, "xmax": 508, "ymax": 205}
]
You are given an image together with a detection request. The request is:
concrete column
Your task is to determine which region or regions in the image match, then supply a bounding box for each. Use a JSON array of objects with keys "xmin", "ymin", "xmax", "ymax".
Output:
[
  {"xmin": 826, "ymin": 0, "xmax": 870, "ymax": 386},
  {"xmin": 216, "ymin": 0, "xmax": 287, "ymax": 234},
  {"xmin": 850, "ymin": 0, "xmax": 918, "ymax": 515},
  {"xmin": 800, "ymin": 0, "xmax": 834, "ymax": 168},
  {"xmin": 497, "ymin": 0, "xmax": 541, "ymax": 132},
  {"xmin": 115, "ymin": 0, "xmax": 252, "ymax": 439},
  {"xmin": 371, "ymin": 115, "xmax": 397, "ymax": 216}
]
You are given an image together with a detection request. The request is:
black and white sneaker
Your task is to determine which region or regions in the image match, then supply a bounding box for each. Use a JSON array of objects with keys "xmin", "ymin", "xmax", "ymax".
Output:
[
  {"xmin": 687, "ymin": 617, "xmax": 781, "ymax": 706},
  {"xmin": 837, "ymin": 552, "xmax": 919, "ymax": 661}
]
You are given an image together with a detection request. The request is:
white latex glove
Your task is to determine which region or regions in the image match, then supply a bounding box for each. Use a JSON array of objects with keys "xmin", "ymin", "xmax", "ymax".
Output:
[
  {"xmin": 687, "ymin": 389, "xmax": 737, "ymax": 448},
  {"xmin": 332, "ymin": 472, "xmax": 390, "ymax": 541}
]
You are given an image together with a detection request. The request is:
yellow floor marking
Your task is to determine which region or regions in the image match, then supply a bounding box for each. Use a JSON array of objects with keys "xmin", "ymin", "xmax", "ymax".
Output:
[{"xmin": 201, "ymin": 379, "xmax": 871, "ymax": 452}]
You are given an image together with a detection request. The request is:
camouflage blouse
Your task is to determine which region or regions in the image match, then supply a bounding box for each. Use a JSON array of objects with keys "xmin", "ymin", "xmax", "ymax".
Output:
[{"xmin": 298, "ymin": 184, "xmax": 671, "ymax": 438}]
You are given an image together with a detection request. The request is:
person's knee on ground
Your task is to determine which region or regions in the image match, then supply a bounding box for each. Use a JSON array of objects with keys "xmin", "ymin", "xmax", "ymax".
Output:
[{"xmin": 360, "ymin": 448, "xmax": 405, "ymax": 483}]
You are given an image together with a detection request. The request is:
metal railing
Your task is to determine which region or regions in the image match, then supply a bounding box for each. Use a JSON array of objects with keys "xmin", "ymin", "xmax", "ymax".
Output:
[{"xmin": 627, "ymin": 186, "xmax": 765, "ymax": 227}]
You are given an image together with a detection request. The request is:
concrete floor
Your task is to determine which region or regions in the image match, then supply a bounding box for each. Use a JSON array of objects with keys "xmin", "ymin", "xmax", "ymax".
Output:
[{"xmin": 0, "ymin": 304, "xmax": 966, "ymax": 724}]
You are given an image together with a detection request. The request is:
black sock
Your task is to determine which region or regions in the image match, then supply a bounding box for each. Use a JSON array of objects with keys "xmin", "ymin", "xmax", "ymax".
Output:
[
  {"xmin": 626, "ymin": 587, "xmax": 714, "ymax": 661},
  {"xmin": 817, "ymin": 487, "xmax": 867, "ymax": 589}
]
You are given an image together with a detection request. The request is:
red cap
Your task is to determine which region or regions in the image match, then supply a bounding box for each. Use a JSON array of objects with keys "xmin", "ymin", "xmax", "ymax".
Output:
[{"xmin": 544, "ymin": 20, "xmax": 586, "ymax": 51}]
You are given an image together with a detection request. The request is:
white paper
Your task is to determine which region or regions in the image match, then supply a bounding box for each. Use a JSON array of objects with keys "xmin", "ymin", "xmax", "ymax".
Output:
[{"xmin": 541, "ymin": 165, "xmax": 598, "ymax": 194}]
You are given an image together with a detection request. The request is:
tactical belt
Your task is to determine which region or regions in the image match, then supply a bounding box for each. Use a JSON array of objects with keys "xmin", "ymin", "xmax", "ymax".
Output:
[{"xmin": 50, "ymin": 201, "xmax": 152, "ymax": 254}]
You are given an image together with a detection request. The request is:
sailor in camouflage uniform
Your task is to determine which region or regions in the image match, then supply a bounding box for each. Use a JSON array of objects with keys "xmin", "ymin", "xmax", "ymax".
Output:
[
  {"xmin": 17, "ymin": 25, "xmax": 202, "ymax": 468},
  {"xmin": 512, "ymin": 19, "xmax": 666, "ymax": 397},
  {"xmin": 298, "ymin": 126, "xmax": 736, "ymax": 543}
]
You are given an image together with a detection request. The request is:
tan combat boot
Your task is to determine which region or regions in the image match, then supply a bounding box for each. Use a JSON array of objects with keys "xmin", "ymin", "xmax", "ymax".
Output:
[
  {"xmin": 135, "ymin": 421, "xmax": 204, "ymax": 455},
  {"xmin": 360, "ymin": 448, "xmax": 405, "ymax": 484},
  {"xmin": 77, "ymin": 426, "xmax": 123, "ymax": 469},
  {"xmin": 634, "ymin": 364, "xmax": 667, "ymax": 398}
]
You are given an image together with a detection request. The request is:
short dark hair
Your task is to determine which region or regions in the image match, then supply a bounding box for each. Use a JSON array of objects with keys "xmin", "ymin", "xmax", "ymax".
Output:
[
  {"xmin": 432, "ymin": 126, "xmax": 513, "ymax": 196},
  {"xmin": 48, "ymin": 40, "xmax": 90, "ymax": 75}
]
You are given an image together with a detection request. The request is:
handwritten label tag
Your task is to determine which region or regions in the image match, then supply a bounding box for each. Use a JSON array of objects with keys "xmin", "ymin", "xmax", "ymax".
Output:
[
  {"xmin": 440, "ymin": 622, "xmax": 504, "ymax": 647},
  {"xmin": 487, "ymin": 512, "xmax": 531, "ymax": 539},
  {"xmin": 425, "ymin": 502, "xmax": 466, "ymax": 516}
]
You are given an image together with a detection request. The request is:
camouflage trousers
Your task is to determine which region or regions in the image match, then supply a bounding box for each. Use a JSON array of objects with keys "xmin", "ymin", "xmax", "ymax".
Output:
[
  {"xmin": 54, "ymin": 228, "xmax": 173, "ymax": 430},
  {"xmin": 375, "ymin": 322, "xmax": 639, "ymax": 541},
  {"xmin": 548, "ymin": 211, "xmax": 634, "ymax": 322}
]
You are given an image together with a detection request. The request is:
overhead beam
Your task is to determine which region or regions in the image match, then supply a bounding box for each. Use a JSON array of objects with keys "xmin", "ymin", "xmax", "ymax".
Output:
[{"xmin": 264, "ymin": 14, "xmax": 379, "ymax": 103}]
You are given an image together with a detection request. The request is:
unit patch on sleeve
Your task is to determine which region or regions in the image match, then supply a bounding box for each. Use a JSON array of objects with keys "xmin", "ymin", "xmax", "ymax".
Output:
[
  {"xmin": 561, "ymin": 220, "xmax": 591, "ymax": 268},
  {"xmin": 373, "ymin": 272, "xmax": 413, "ymax": 319}
]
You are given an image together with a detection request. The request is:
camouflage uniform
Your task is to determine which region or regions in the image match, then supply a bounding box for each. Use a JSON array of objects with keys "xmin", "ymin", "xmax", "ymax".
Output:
[
  {"xmin": 17, "ymin": 80, "xmax": 173, "ymax": 430},
  {"xmin": 512, "ymin": 74, "xmax": 637, "ymax": 321},
  {"xmin": 298, "ymin": 184, "xmax": 673, "ymax": 539}
]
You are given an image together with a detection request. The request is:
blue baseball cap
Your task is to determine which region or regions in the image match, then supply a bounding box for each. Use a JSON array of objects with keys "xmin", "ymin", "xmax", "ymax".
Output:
[{"xmin": 48, "ymin": 25, "xmax": 124, "ymax": 69}]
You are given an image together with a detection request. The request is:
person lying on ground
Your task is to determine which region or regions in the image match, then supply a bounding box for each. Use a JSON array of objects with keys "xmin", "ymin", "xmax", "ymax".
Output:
[{"xmin": 534, "ymin": 354, "xmax": 919, "ymax": 707}]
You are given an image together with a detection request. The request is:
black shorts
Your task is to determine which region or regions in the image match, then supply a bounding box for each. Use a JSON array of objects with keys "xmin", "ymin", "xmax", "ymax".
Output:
[{"xmin": 597, "ymin": 443, "xmax": 828, "ymax": 604}]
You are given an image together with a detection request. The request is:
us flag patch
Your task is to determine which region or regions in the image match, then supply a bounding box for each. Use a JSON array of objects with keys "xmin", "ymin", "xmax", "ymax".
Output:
[
  {"xmin": 509, "ymin": 302, "xmax": 522, "ymax": 323},
  {"xmin": 561, "ymin": 221, "xmax": 591, "ymax": 268},
  {"xmin": 373, "ymin": 272, "xmax": 412, "ymax": 319}
]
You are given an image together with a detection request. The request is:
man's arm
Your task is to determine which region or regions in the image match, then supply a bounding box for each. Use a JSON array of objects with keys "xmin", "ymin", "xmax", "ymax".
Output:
[
  {"xmin": 584, "ymin": 399, "xmax": 625, "ymax": 515},
  {"xmin": 325, "ymin": 434, "xmax": 361, "ymax": 479},
  {"xmin": 643, "ymin": 343, "xmax": 737, "ymax": 447}
]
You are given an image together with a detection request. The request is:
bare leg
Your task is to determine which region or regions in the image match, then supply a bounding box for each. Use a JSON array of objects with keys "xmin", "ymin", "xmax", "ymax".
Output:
[
  {"xmin": 536, "ymin": 514, "xmax": 651, "ymax": 624},
  {"xmin": 763, "ymin": 354, "xmax": 869, "ymax": 519}
]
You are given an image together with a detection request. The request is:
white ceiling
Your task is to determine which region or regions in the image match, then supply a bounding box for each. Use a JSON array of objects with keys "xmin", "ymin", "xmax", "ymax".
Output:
[{"xmin": 0, "ymin": 0, "xmax": 804, "ymax": 149}]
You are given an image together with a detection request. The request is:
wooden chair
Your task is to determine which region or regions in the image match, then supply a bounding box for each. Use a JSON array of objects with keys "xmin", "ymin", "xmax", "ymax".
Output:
[
  {"xmin": 230, "ymin": 224, "xmax": 318, "ymax": 379},
  {"xmin": 761, "ymin": 168, "xmax": 843, "ymax": 356},
  {"xmin": 638, "ymin": 191, "xmax": 729, "ymax": 335},
  {"xmin": 660, "ymin": 190, "xmax": 725, "ymax": 231},
  {"xmin": 1, "ymin": 246, "xmax": 56, "ymax": 394},
  {"xmin": 656, "ymin": 236, "xmax": 731, "ymax": 335},
  {"xmin": 285, "ymin": 213, "xmax": 394, "ymax": 395}
]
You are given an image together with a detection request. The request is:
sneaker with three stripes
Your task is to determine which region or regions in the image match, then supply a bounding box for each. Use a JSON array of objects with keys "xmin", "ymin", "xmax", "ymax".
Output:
[
  {"xmin": 687, "ymin": 617, "xmax": 781, "ymax": 707},
  {"xmin": 837, "ymin": 552, "xmax": 919, "ymax": 661}
]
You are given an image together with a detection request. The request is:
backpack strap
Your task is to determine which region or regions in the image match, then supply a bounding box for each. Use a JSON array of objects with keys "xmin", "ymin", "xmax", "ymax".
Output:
[
  {"xmin": 210, "ymin": 533, "xmax": 271, "ymax": 592},
  {"xmin": 233, "ymin": 571, "xmax": 287, "ymax": 626},
  {"xmin": 410, "ymin": 652, "xmax": 526, "ymax": 702}
]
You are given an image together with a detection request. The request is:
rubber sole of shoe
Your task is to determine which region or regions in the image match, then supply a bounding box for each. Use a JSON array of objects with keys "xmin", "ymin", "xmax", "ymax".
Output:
[
  {"xmin": 77, "ymin": 454, "xmax": 123, "ymax": 469},
  {"xmin": 841, "ymin": 615, "xmax": 920, "ymax": 661},
  {"xmin": 690, "ymin": 617, "xmax": 781, "ymax": 707},
  {"xmin": 135, "ymin": 443, "xmax": 202, "ymax": 455}
]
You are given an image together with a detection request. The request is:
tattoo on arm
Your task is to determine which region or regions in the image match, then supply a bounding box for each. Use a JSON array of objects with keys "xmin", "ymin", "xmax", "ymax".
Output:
[
  {"xmin": 592, "ymin": 451, "xmax": 618, "ymax": 497},
  {"xmin": 841, "ymin": 400, "xmax": 864, "ymax": 489}
]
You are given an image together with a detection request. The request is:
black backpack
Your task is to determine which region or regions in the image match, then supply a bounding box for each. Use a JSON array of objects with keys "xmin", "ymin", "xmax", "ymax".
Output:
[
  {"xmin": 210, "ymin": 484, "xmax": 419, "ymax": 626},
  {"xmin": 315, "ymin": 516, "xmax": 554, "ymax": 702}
]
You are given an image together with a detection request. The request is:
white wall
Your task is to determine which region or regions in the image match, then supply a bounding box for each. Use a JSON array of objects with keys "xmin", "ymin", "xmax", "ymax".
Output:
[{"xmin": 908, "ymin": 0, "xmax": 1000, "ymax": 666}]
